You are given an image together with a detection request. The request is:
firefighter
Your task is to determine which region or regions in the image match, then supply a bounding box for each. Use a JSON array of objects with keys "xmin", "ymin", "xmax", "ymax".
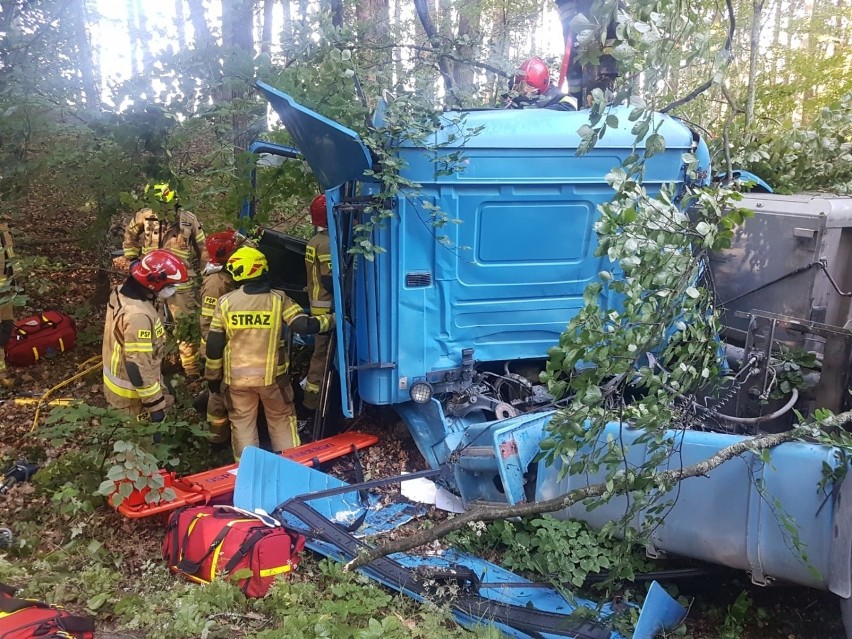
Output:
[
  {"xmin": 102, "ymin": 250, "xmax": 189, "ymax": 421},
  {"xmin": 0, "ymin": 223, "xmax": 15, "ymax": 390},
  {"xmin": 199, "ymin": 229, "xmax": 239, "ymax": 443},
  {"xmin": 508, "ymin": 57, "xmax": 577, "ymax": 111},
  {"xmin": 123, "ymin": 183, "xmax": 209, "ymax": 378},
  {"xmin": 302, "ymin": 194, "xmax": 334, "ymax": 411},
  {"xmin": 204, "ymin": 246, "xmax": 334, "ymax": 461}
]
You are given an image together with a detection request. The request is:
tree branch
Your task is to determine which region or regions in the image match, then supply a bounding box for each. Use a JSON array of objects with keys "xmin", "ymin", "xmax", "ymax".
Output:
[
  {"xmin": 660, "ymin": 0, "xmax": 736, "ymax": 114},
  {"xmin": 345, "ymin": 410, "xmax": 852, "ymax": 571},
  {"xmin": 412, "ymin": 0, "xmax": 459, "ymax": 108}
]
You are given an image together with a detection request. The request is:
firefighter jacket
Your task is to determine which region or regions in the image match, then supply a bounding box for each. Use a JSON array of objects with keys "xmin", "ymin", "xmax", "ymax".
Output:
[
  {"xmin": 305, "ymin": 230, "xmax": 332, "ymax": 315},
  {"xmin": 123, "ymin": 207, "xmax": 209, "ymax": 289},
  {"xmin": 199, "ymin": 269, "xmax": 235, "ymax": 345},
  {"xmin": 102, "ymin": 285, "xmax": 168, "ymax": 413},
  {"xmin": 205, "ymin": 285, "xmax": 334, "ymax": 388},
  {"xmin": 0, "ymin": 223, "xmax": 14, "ymax": 321}
]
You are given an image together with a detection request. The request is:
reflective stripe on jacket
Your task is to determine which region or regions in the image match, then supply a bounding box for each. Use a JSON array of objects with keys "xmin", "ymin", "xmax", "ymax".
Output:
[
  {"xmin": 199, "ymin": 270, "xmax": 235, "ymax": 344},
  {"xmin": 305, "ymin": 230, "xmax": 332, "ymax": 315},
  {"xmin": 123, "ymin": 207, "xmax": 209, "ymax": 288},
  {"xmin": 102, "ymin": 287, "xmax": 167, "ymax": 412},
  {"xmin": 0, "ymin": 223, "xmax": 14, "ymax": 321},
  {"xmin": 205, "ymin": 287, "xmax": 305, "ymax": 387}
]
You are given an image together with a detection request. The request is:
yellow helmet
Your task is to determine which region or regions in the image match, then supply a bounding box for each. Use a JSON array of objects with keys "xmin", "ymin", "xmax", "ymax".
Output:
[
  {"xmin": 146, "ymin": 182, "xmax": 177, "ymax": 203},
  {"xmin": 226, "ymin": 246, "xmax": 268, "ymax": 282}
]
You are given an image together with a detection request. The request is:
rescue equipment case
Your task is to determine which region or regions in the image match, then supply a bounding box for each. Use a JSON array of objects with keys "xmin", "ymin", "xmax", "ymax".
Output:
[
  {"xmin": 4, "ymin": 311, "xmax": 76, "ymax": 367},
  {"xmin": 0, "ymin": 583, "xmax": 95, "ymax": 639},
  {"xmin": 162, "ymin": 505, "xmax": 304, "ymax": 597}
]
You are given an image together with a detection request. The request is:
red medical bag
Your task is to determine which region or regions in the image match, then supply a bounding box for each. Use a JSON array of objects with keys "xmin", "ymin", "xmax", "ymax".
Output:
[
  {"xmin": 4, "ymin": 311, "xmax": 77, "ymax": 367},
  {"xmin": 0, "ymin": 583, "xmax": 95, "ymax": 639},
  {"xmin": 162, "ymin": 505, "xmax": 305, "ymax": 598}
]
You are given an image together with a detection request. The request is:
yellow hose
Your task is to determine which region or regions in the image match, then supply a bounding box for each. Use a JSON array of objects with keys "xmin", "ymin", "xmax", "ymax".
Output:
[{"xmin": 29, "ymin": 358, "xmax": 101, "ymax": 433}]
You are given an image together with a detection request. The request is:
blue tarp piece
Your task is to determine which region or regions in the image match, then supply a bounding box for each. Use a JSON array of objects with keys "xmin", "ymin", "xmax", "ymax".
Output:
[{"xmin": 234, "ymin": 447, "xmax": 686, "ymax": 639}]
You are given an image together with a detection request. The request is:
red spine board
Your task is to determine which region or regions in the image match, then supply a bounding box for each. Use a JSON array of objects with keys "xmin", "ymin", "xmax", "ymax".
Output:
[{"xmin": 112, "ymin": 432, "xmax": 379, "ymax": 519}]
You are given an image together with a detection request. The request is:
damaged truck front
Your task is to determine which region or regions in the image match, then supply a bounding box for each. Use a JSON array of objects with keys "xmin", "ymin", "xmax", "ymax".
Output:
[{"xmin": 255, "ymin": 82, "xmax": 852, "ymax": 635}]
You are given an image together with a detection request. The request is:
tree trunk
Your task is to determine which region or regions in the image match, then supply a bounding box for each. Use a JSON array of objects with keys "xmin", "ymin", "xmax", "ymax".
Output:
[
  {"xmin": 187, "ymin": 0, "xmax": 216, "ymax": 51},
  {"xmin": 174, "ymin": 0, "xmax": 187, "ymax": 50},
  {"xmin": 413, "ymin": 0, "xmax": 457, "ymax": 106},
  {"xmin": 134, "ymin": 0, "xmax": 152, "ymax": 70},
  {"xmin": 745, "ymin": 0, "xmax": 765, "ymax": 128},
  {"xmin": 261, "ymin": 0, "xmax": 274, "ymax": 57},
  {"xmin": 321, "ymin": 0, "xmax": 344, "ymax": 26},
  {"xmin": 126, "ymin": 0, "xmax": 140, "ymax": 75},
  {"xmin": 393, "ymin": 0, "xmax": 403, "ymax": 88},
  {"xmin": 282, "ymin": 0, "xmax": 292, "ymax": 42},
  {"xmin": 70, "ymin": 0, "xmax": 101, "ymax": 113},
  {"xmin": 355, "ymin": 0, "xmax": 390, "ymax": 88},
  {"xmin": 222, "ymin": 0, "xmax": 258, "ymax": 153},
  {"xmin": 453, "ymin": 2, "xmax": 481, "ymax": 95}
]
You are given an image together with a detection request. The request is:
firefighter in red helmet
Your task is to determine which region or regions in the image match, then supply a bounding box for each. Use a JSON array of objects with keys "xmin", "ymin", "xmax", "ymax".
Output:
[
  {"xmin": 199, "ymin": 229, "xmax": 240, "ymax": 443},
  {"xmin": 301, "ymin": 194, "xmax": 334, "ymax": 411},
  {"xmin": 102, "ymin": 249, "xmax": 189, "ymax": 421},
  {"xmin": 508, "ymin": 56, "xmax": 576, "ymax": 111}
]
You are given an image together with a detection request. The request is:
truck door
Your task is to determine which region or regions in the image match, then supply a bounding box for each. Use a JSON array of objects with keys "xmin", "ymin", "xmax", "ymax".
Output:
[{"xmin": 256, "ymin": 82, "xmax": 374, "ymax": 417}]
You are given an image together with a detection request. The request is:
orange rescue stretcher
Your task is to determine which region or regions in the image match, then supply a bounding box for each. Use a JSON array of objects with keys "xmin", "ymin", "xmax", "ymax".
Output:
[{"xmin": 112, "ymin": 432, "xmax": 379, "ymax": 519}]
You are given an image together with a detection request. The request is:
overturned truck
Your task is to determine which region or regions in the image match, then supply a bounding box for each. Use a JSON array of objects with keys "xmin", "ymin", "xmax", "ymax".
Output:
[{"xmin": 251, "ymin": 81, "xmax": 852, "ymax": 632}]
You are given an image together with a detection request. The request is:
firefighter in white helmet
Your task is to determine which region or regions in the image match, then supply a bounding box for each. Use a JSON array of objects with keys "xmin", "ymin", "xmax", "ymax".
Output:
[
  {"xmin": 123, "ymin": 182, "xmax": 209, "ymax": 378},
  {"xmin": 204, "ymin": 246, "xmax": 334, "ymax": 460},
  {"xmin": 102, "ymin": 250, "xmax": 189, "ymax": 421}
]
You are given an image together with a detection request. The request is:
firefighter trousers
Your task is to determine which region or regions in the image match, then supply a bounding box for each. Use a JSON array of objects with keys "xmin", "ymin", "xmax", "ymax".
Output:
[
  {"xmin": 0, "ymin": 317, "xmax": 12, "ymax": 385},
  {"xmin": 206, "ymin": 389, "xmax": 230, "ymax": 444},
  {"xmin": 303, "ymin": 332, "xmax": 330, "ymax": 410},
  {"xmin": 226, "ymin": 377, "xmax": 299, "ymax": 460}
]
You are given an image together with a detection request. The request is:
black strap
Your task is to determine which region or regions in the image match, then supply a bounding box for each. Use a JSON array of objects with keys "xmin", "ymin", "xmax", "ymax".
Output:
[
  {"xmin": 166, "ymin": 511, "xmax": 182, "ymax": 566},
  {"xmin": 175, "ymin": 514, "xmax": 234, "ymax": 574},
  {"xmin": 58, "ymin": 615, "xmax": 96, "ymax": 633},
  {"xmin": 221, "ymin": 528, "xmax": 266, "ymax": 575},
  {"xmin": 0, "ymin": 594, "xmax": 50, "ymax": 614}
]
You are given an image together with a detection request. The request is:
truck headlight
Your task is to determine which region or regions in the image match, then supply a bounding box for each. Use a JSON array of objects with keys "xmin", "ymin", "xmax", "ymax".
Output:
[{"xmin": 410, "ymin": 382, "xmax": 433, "ymax": 404}]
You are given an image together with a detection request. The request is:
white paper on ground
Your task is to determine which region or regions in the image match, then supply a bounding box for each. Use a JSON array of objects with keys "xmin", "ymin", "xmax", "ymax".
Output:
[
  {"xmin": 435, "ymin": 486, "xmax": 465, "ymax": 513},
  {"xmin": 399, "ymin": 474, "xmax": 466, "ymax": 513}
]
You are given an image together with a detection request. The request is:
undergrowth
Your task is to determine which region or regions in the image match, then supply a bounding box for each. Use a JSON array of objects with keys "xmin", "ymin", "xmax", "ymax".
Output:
[{"xmin": 0, "ymin": 552, "xmax": 493, "ymax": 639}]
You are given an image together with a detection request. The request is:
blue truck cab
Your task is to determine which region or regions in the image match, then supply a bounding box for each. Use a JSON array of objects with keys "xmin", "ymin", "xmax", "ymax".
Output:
[{"xmin": 257, "ymin": 82, "xmax": 704, "ymax": 463}]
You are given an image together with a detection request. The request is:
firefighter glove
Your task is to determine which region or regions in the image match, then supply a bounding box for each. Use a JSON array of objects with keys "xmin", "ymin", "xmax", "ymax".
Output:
[{"xmin": 208, "ymin": 379, "xmax": 222, "ymax": 394}]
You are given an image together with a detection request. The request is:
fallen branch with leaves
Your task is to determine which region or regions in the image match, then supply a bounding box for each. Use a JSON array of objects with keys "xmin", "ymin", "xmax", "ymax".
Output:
[{"xmin": 345, "ymin": 409, "xmax": 852, "ymax": 571}]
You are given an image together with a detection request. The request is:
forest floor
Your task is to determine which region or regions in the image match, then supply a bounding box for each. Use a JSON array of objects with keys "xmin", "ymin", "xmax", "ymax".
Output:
[{"xmin": 0, "ymin": 203, "xmax": 846, "ymax": 639}]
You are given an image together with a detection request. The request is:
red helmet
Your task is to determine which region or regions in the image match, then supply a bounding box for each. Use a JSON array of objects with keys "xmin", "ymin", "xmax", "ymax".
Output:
[
  {"xmin": 514, "ymin": 57, "xmax": 551, "ymax": 94},
  {"xmin": 206, "ymin": 230, "xmax": 238, "ymax": 265},
  {"xmin": 131, "ymin": 250, "xmax": 189, "ymax": 292},
  {"xmin": 310, "ymin": 194, "xmax": 327, "ymax": 228}
]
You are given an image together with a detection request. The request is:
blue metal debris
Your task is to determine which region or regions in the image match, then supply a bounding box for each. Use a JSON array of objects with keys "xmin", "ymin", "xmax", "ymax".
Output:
[{"xmin": 233, "ymin": 447, "xmax": 686, "ymax": 639}]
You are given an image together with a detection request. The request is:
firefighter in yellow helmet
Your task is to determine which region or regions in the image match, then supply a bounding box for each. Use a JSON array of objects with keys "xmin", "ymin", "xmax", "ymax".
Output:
[
  {"xmin": 0, "ymin": 223, "xmax": 16, "ymax": 390},
  {"xmin": 103, "ymin": 250, "xmax": 189, "ymax": 420},
  {"xmin": 301, "ymin": 194, "xmax": 334, "ymax": 411},
  {"xmin": 122, "ymin": 183, "xmax": 209, "ymax": 378},
  {"xmin": 204, "ymin": 246, "xmax": 334, "ymax": 460}
]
